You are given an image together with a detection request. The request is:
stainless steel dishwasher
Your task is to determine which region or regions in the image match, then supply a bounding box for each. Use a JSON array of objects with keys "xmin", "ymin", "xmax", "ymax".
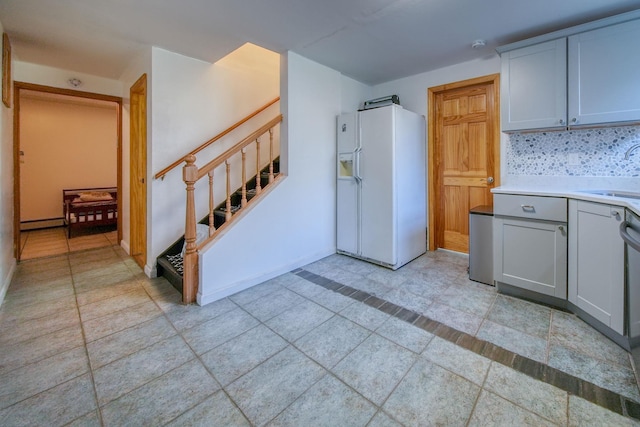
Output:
[{"xmin": 621, "ymin": 209, "xmax": 640, "ymax": 382}]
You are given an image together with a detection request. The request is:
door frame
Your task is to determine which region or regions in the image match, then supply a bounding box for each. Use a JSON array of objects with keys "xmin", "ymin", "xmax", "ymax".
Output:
[
  {"xmin": 12, "ymin": 82, "xmax": 122, "ymax": 260},
  {"xmin": 427, "ymin": 73, "xmax": 500, "ymax": 251},
  {"xmin": 129, "ymin": 74, "xmax": 147, "ymax": 270}
]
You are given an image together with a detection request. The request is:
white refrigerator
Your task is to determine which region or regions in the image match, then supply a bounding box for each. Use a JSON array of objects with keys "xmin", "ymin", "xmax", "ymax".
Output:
[{"xmin": 336, "ymin": 104, "xmax": 426, "ymax": 270}]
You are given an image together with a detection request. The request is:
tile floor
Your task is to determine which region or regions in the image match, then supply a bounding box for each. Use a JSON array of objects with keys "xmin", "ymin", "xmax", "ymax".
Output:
[
  {"xmin": 1, "ymin": 246, "xmax": 639, "ymax": 426},
  {"xmin": 19, "ymin": 227, "xmax": 117, "ymax": 260}
]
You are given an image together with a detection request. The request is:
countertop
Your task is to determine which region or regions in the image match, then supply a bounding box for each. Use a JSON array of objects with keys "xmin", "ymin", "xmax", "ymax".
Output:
[{"xmin": 492, "ymin": 186, "xmax": 640, "ymax": 216}]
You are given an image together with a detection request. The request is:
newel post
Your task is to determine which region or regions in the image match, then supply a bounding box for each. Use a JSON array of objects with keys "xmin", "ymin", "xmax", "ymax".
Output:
[{"xmin": 182, "ymin": 154, "xmax": 199, "ymax": 304}]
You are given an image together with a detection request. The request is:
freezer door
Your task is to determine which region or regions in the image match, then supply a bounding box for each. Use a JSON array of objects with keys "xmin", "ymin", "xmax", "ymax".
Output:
[
  {"xmin": 337, "ymin": 178, "xmax": 359, "ymax": 255},
  {"xmin": 336, "ymin": 113, "xmax": 360, "ymax": 255},
  {"xmin": 337, "ymin": 113, "xmax": 359, "ymax": 152},
  {"xmin": 359, "ymin": 106, "xmax": 396, "ymax": 265}
]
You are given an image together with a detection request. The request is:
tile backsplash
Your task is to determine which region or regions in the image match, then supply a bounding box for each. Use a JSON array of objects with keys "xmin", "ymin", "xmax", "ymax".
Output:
[{"xmin": 506, "ymin": 125, "xmax": 640, "ymax": 177}]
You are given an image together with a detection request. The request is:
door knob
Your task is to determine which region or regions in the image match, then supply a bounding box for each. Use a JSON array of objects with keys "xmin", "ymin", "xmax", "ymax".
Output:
[{"xmin": 487, "ymin": 177, "xmax": 494, "ymax": 184}]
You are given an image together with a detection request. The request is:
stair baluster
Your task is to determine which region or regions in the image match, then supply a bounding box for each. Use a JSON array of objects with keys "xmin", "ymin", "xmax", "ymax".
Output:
[
  {"xmin": 208, "ymin": 172, "xmax": 215, "ymax": 235},
  {"xmin": 225, "ymin": 160, "xmax": 232, "ymax": 221},
  {"xmin": 241, "ymin": 149, "xmax": 248, "ymax": 208},
  {"xmin": 182, "ymin": 155, "xmax": 199, "ymax": 304},
  {"xmin": 255, "ymin": 138, "xmax": 262, "ymax": 194},
  {"xmin": 269, "ymin": 128, "xmax": 275, "ymax": 184}
]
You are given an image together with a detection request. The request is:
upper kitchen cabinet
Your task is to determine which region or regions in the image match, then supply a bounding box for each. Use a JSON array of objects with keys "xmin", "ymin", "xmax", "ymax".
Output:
[
  {"xmin": 498, "ymin": 12, "xmax": 640, "ymax": 132},
  {"xmin": 501, "ymin": 39, "xmax": 567, "ymax": 131},
  {"xmin": 568, "ymin": 19, "xmax": 640, "ymax": 127}
]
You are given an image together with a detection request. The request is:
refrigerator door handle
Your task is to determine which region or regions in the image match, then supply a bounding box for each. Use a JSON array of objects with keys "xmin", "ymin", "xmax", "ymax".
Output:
[{"xmin": 354, "ymin": 147, "xmax": 362, "ymax": 182}]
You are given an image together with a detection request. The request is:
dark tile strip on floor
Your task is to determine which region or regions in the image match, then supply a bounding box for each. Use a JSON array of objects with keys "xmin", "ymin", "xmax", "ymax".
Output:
[{"xmin": 292, "ymin": 268, "xmax": 640, "ymax": 421}]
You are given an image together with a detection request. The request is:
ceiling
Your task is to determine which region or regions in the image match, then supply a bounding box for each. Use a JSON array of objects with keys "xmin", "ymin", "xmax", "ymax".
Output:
[{"xmin": 1, "ymin": 0, "xmax": 640, "ymax": 85}]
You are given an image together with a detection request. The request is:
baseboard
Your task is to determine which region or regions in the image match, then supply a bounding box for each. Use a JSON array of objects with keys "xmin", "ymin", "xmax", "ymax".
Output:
[
  {"xmin": 119, "ymin": 239, "xmax": 154, "ymax": 278},
  {"xmin": 145, "ymin": 264, "xmax": 157, "ymax": 278},
  {"xmin": 197, "ymin": 247, "xmax": 335, "ymax": 306},
  {"xmin": 0, "ymin": 258, "xmax": 17, "ymax": 308}
]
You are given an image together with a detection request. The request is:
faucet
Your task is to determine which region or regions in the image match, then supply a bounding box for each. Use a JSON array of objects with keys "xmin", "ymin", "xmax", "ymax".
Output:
[{"xmin": 625, "ymin": 143, "xmax": 640, "ymax": 160}]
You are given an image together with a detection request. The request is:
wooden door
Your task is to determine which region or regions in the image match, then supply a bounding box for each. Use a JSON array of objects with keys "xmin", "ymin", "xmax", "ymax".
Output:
[
  {"xmin": 130, "ymin": 74, "xmax": 147, "ymax": 269},
  {"xmin": 428, "ymin": 74, "xmax": 500, "ymax": 253}
]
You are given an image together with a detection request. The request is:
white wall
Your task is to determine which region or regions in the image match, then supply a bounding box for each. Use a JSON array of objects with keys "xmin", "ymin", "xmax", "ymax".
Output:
[
  {"xmin": 0, "ymin": 20, "xmax": 16, "ymax": 307},
  {"xmin": 341, "ymin": 75, "xmax": 372, "ymax": 113},
  {"xmin": 198, "ymin": 52, "xmax": 341, "ymax": 304},
  {"xmin": 14, "ymin": 62, "xmax": 122, "ymax": 97},
  {"xmin": 148, "ymin": 46, "xmax": 280, "ymax": 275},
  {"xmin": 372, "ymin": 55, "xmax": 501, "ymax": 118}
]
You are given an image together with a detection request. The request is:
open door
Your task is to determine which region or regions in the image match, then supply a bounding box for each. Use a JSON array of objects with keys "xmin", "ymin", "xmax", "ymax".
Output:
[{"xmin": 130, "ymin": 74, "xmax": 147, "ymax": 270}]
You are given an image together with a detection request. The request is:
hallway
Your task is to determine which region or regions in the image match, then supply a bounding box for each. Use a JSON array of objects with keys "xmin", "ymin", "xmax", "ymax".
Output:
[
  {"xmin": 19, "ymin": 227, "xmax": 117, "ymax": 260},
  {"xmin": 0, "ymin": 246, "xmax": 639, "ymax": 426}
]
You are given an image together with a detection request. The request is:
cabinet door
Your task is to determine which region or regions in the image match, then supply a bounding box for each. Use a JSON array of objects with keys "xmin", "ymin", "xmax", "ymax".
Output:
[
  {"xmin": 568, "ymin": 19, "xmax": 640, "ymax": 126},
  {"xmin": 494, "ymin": 217, "xmax": 567, "ymax": 298},
  {"xmin": 568, "ymin": 200, "xmax": 624, "ymax": 333},
  {"xmin": 501, "ymin": 39, "xmax": 567, "ymax": 131}
]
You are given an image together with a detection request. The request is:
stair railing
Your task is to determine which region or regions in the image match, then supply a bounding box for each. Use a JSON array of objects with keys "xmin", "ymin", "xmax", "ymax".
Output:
[
  {"xmin": 154, "ymin": 97, "xmax": 280, "ymax": 181},
  {"xmin": 182, "ymin": 114, "xmax": 284, "ymax": 303}
]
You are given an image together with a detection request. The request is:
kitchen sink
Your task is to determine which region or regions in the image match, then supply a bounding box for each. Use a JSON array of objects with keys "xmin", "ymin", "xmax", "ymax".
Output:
[{"xmin": 579, "ymin": 190, "xmax": 640, "ymax": 200}]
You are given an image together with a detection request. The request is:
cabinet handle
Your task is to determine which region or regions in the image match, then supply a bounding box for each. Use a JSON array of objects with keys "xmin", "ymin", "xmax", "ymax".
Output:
[
  {"xmin": 621, "ymin": 221, "xmax": 640, "ymax": 252},
  {"xmin": 558, "ymin": 225, "xmax": 565, "ymax": 232},
  {"xmin": 559, "ymin": 119, "xmax": 565, "ymax": 125},
  {"xmin": 521, "ymin": 205, "xmax": 535, "ymax": 212},
  {"xmin": 571, "ymin": 118, "xmax": 578, "ymax": 124},
  {"xmin": 611, "ymin": 210, "xmax": 621, "ymax": 218}
]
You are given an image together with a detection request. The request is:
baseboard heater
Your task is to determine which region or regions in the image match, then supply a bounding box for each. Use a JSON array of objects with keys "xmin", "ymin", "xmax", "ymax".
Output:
[{"xmin": 20, "ymin": 218, "xmax": 64, "ymax": 231}]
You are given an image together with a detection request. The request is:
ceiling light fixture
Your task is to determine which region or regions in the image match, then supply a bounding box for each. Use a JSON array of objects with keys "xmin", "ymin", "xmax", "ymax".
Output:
[
  {"xmin": 471, "ymin": 39, "xmax": 486, "ymax": 49},
  {"xmin": 67, "ymin": 78, "xmax": 82, "ymax": 88}
]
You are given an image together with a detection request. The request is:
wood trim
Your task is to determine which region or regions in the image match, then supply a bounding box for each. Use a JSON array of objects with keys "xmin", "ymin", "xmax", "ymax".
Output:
[
  {"xmin": 3, "ymin": 33, "xmax": 11, "ymax": 108},
  {"xmin": 116, "ymin": 98, "xmax": 123, "ymax": 244},
  {"xmin": 12, "ymin": 82, "xmax": 20, "ymax": 259},
  {"xmin": 197, "ymin": 114, "xmax": 283, "ymax": 180},
  {"xmin": 154, "ymin": 96, "xmax": 280, "ymax": 180},
  {"xmin": 14, "ymin": 82, "xmax": 122, "ymax": 103},
  {"xmin": 427, "ymin": 73, "xmax": 501, "ymax": 251},
  {"xmin": 129, "ymin": 74, "xmax": 147, "ymax": 270},
  {"xmin": 12, "ymin": 82, "xmax": 123, "ymax": 260}
]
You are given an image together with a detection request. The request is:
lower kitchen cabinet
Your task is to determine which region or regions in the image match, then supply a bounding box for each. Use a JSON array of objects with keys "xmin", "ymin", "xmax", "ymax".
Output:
[
  {"xmin": 494, "ymin": 216, "xmax": 568, "ymax": 299},
  {"xmin": 568, "ymin": 200, "xmax": 625, "ymax": 334}
]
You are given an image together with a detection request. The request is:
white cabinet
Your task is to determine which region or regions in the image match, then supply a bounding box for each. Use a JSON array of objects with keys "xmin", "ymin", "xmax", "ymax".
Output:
[
  {"xmin": 501, "ymin": 39, "xmax": 567, "ymax": 131},
  {"xmin": 568, "ymin": 19, "xmax": 640, "ymax": 126},
  {"xmin": 568, "ymin": 200, "xmax": 625, "ymax": 334},
  {"xmin": 500, "ymin": 18, "xmax": 640, "ymax": 131},
  {"xmin": 493, "ymin": 195, "xmax": 568, "ymax": 299}
]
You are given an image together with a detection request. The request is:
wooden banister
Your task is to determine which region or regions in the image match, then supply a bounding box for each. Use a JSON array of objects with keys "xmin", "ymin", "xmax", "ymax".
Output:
[
  {"xmin": 181, "ymin": 113, "xmax": 283, "ymax": 304},
  {"xmin": 154, "ymin": 97, "xmax": 280, "ymax": 180},
  {"xmin": 197, "ymin": 114, "xmax": 283, "ymax": 180}
]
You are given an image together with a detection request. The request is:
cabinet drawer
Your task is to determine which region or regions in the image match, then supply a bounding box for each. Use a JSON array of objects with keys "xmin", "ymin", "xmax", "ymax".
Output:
[{"xmin": 494, "ymin": 194, "xmax": 567, "ymax": 222}]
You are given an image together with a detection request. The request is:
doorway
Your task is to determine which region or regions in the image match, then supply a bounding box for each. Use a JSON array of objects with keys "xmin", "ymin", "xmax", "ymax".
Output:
[
  {"xmin": 129, "ymin": 74, "xmax": 147, "ymax": 270},
  {"xmin": 13, "ymin": 82, "xmax": 122, "ymax": 260},
  {"xmin": 427, "ymin": 74, "xmax": 500, "ymax": 253}
]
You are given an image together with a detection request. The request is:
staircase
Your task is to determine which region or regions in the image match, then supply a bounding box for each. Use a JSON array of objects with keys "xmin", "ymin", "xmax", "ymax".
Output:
[
  {"xmin": 156, "ymin": 158, "xmax": 280, "ymax": 293},
  {"xmin": 151, "ymin": 98, "xmax": 282, "ymax": 304}
]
